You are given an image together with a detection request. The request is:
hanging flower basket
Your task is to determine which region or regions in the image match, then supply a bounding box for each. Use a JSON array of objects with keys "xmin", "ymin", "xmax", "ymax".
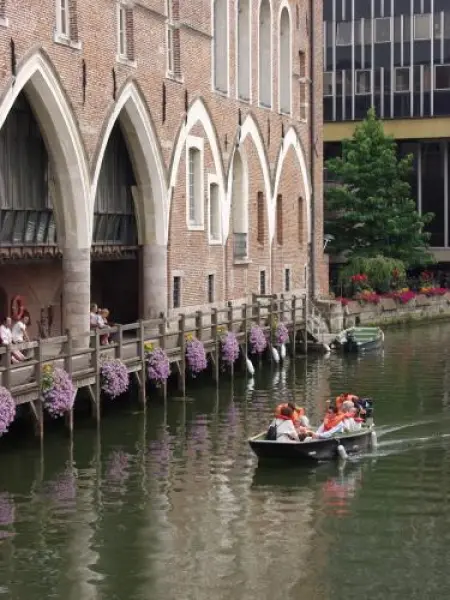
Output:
[
  {"xmin": 145, "ymin": 343, "xmax": 170, "ymax": 386},
  {"xmin": 0, "ymin": 386, "xmax": 16, "ymax": 436},
  {"xmin": 42, "ymin": 364, "xmax": 76, "ymax": 418},
  {"xmin": 185, "ymin": 335, "xmax": 207, "ymax": 376},
  {"xmin": 275, "ymin": 322, "xmax": 289, "ymax": 345},
  {"xmin": 249, "ymin": 325, "xmax": 267, "ymax": 354},
  {"xmin": 220, "ymin": 330, "xmax": 240, "ymax": 366},
  {"xmin": 100, "ymin": 358, "xmax": 129, "ymax": 399}
]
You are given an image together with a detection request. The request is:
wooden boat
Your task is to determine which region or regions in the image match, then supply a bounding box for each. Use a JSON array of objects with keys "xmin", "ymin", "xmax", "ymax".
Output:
[
  {"xmin": 248, "ymin": 425, "xmax": 375, "ymax": 463},
  {"xmin": 333, "ymin": 327, "xmax": 384, "ymax": 353}
]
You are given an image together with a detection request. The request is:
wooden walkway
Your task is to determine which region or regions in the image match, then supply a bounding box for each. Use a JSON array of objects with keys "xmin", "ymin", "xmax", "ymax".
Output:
[{"xmin": 0, "ymin": 294, "xmax": 315, "ymax": 433}]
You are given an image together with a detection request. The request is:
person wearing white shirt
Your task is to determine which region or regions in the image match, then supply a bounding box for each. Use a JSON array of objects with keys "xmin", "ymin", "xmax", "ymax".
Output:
[
  {"xmin": 12, "ymin": 315, "xmax": 29, "ymax": 344},
  {"xmin": 0, "ymin": 317, "xmax": 25, "ymax": 363},
  {"xmin": 315, "ymin": 400, "xmax": 362, "ymax": 439},
  {"xmin": 269, "ymin": 406, "xmax": 300, "ymax": 442}
]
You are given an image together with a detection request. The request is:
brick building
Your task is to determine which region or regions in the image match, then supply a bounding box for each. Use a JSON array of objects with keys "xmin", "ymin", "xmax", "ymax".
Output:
[{"xmin": 0, "ymin": 0, "xmax": 325, "ymax": 338}]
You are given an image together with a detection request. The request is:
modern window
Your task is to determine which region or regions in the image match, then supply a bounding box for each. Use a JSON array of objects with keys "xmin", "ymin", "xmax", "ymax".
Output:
[
  {"xmin": 324, "ymin": 72, "xmax": 333, "ymax": 96},
  {"xmin": 237, "ymin": 0, "xmax": 251, "ymax": 101},
  {"xmin": 276, "ymin": 194, "xmax": 283, "ymax": 245},
  {"xmin": 260, "ymin": 270, "xmax": 266, "ymax": 295},
  {"xmin": 414, "ymin": 13, "xmax": 431, "ymax": 40},
  {"xmin": 375, "ymin": 17, "xmax": 391, "ymax": 43},
  {"xmin": 355, "ymin": 70, "xmax": 371, "ymax": 95},
  {"xmin": 173, "ymin": 276, "xmax": 181, "ymax": 309},
  {"xmin": 209, "ymin": 181, "xmax": 221, "ymax": 242},
  {"xmin": 118, "ymin": 4, "xmax": 127, "ymax": 57},
  {"xmin": 232, "ymin": 150, "xmax": 248, "ymax": 259},
  {"xmin": 56, "ymin": 0, "xmax": 70, "ymax": 38},
  {"xmin": 186, "ymin": 138, "xmax": 204, "ymax": 228},
  {"xmin": 257, "ymin": 191, "xmax": 265, "ymax": 244},
  {"xmin": 285, "ymin": 268, "xmax": 291, "ymax": 292},
  {"xmin": 213, "ymin": 0, "xmax": 228, "ymax": 93},
  {"xmin": 259, "ymin": 0, "xmax": 272, "ymax": 108},
  {"xmin": 395, "ymin": 67, "xmax": 411, "ymax": 93},
  {"xmin": 336, "ymin": 21, "xmax": 351, "ymax": 46},
  {"xmin": 208, "ymin": 274, "xmax": 215, "ymax": 303},
  {"xmin": 435, "ymin": 65, "xmax": 450, "ymax": 90},
  {"xmin": 279, "ymin": 7, "xmax": 291, "ymax": 114}
]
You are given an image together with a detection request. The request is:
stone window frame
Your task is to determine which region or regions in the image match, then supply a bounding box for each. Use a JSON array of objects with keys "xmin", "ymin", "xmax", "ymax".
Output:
[
  {"xmin": 116, "ymin": 1, "xmax": 137, "ymax": 68},
  {"xmin": 207, "ymin": 271, "xmax": 216, "ymax": 304},
  {"xmin": 166, "ymin": 0, "xmax": 183, "ymax": 82},
  {"xmin": 258, "ymin": 0, "xmax": 273, "ymax": 109},
  {"xmin": 0, "ymin": 0, "xmax": 9, "ymax": 28},
  {"xmin": 172, "ymin": 271, "xmax": 183, "ymax": 309},
  {"xmin": 186, "ymin": 135, "xmax": 205, "ymax": 231},
  {"xmin": 212, "ymin": 0, "xmax": 230, "ymax": 96},
  {"xmin": 236, "ymin": 0, "xmax": 252, "ymax": 103},
  {"xmin": 54, "ymin": 0, "xmax": 82, "ymax": 50},
  {"xmin": 284, "ymin": 264, "xmax": 291, "ymax": 292},
  {"xmin": 207, "ymin": 173, "xmax": 222, "ymax": 245},
  {"xmin": 259, "ymin": 267, "xmax": 267, "ymax": 295},
  {"xmin": 278, "ymin": 5, "xmax": 292, "ymax": 115}
]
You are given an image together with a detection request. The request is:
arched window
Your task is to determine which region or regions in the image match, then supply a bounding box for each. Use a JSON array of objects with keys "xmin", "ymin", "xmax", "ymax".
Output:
[
  {"xmin": 237, "ymin": 0, "xmax": 251, "ymax": 101},
  {"xmin": 259, "ymin": 0, "xmax": 272, "ymax": 108},
  {"xmin": 213, "ymin": 0, "xmax": 228, "ymax": 93},
  {"xmin": 279, "ymin": 7, "xmax": 291, "ymax": 114},
  {"xmin": 232, "ymin": 151, "xmax": 248, "ymax": 259}
]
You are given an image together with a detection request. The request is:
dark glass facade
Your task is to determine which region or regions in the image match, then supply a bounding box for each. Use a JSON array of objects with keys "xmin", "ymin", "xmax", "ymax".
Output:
[{"xmin": 324, "ymin": 0, "xmax": 450, "ymax": 250}]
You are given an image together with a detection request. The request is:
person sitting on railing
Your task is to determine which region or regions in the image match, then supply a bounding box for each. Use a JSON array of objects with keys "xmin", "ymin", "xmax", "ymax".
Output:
[
  {"xmin": 0, "ymin": 316, "xmax": 25, "ymax": 363},
  {"xmin": 99, "ymin": 308, "xmax": 110, "ymax": 345}
]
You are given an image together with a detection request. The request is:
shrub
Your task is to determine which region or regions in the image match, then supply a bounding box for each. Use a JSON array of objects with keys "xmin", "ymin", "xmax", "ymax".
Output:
[
  {"xmin": 185, "ymin": 336, "xmax": 207, "ymax": 376},
  {"xmin": 145, "ymin": 344, "xmax": 170, "ymax": 385},
  {"xmin": 100, "ymin": 359, "xmax": 129, "ymax": 399},
  {"xmin": 275, "ymin": 322, "xmax": 289, "ymax": 345},
  {"xmin": 221, "ymin": 331, "xmax": 240, "ymax": 366},
  {"xmin": 249, "ymin": 325, "xmax": 267, "ymax": 354},
  {"xmin": 340, "ymin": 256, "xmax": 407, "ymax": 294},
  {"xmin": 42, "ymin": 365, "xmax": 76, "ymax": 418}
]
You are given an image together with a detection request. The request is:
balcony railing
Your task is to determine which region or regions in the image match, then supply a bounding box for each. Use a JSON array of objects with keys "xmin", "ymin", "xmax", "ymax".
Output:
[{"xmin": 233, "ymin": 232, "xmax": 248, "ymax": 260}]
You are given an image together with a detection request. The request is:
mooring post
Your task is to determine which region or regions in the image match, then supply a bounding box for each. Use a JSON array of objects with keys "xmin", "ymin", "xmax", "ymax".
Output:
[
  {"xmin": 94, "ymin": 329, "xmax": 101, "ymax": 424},
  {"xmin": 34, "ymin": 340, "xmax": 44, "ymax": 442},
  {"xmin": 159, "ymin": 314, "xmax": 168, "ymax": 401},
  {"xmin": 269, "ymin": 296, "xmax": 275, "ymax": 363},
  {"xmin": 179, "ymin": 314, "xmax": 186, "ymax": 396},
  {"xmin": 291, "ymin": 295, "xmax": 297, "ymax": 357},
  {"xmin": 4, "ymin": 345, "xmax": 11, "ymax": 391},
  {"xmin": 195, "ymin": 310, "xmax": 203, "ymax": 341},
  {"xmin": 139, "ymin": 320, "xmax": 147, "ymax": 407},
  {"xmin": 211, "ymin": 308, "xmax": 219, "ymax": 383},
  {"xmin": 303, "ymin": 294, "xmax": 308, "ymax": 355},
  {"xmin": 116, "ymin": 324, "xmax": 123, "ymax": 360},
  {"xmin": 242, "ymin": 303, "xmax": 248, "ymax": 369},
  {"xmin": 64, "ymin": 329, "xmax": 74, "ymax": 435}
]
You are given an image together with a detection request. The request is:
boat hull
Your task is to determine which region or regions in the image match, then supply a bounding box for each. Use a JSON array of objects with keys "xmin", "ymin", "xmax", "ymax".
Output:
[
  {"xmin": 343, "ymin": 338, "xmax": 383, "ymax": 353},
  {"xmin": 248, "ymin": 427, "xmax": 374, "ymax": 463}
]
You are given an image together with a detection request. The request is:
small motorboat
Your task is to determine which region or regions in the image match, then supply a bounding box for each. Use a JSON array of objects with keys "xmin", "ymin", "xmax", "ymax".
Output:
[
  {"xmin": 248, "ymin": 425, "xmax": 376, "ymax": 463},
  {"xmin": 333, "ymin": 327, "xmax": 384, "ymax": 353}
]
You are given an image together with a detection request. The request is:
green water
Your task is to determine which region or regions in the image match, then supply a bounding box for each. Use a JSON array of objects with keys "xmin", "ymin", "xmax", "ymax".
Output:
[{"xmin": 1, "ymin": 323, "xmax": 450, "ymax": 599}]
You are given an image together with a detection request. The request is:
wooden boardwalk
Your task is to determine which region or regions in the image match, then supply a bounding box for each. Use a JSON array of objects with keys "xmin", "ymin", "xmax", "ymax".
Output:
[{"xmin": 0, "ymin": 294, "xmax": 314, "ymax": 434}]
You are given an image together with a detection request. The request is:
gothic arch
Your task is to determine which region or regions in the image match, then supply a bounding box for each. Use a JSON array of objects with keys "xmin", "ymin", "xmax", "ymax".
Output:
[
  {"xmin": 0, "ymin": 51, "xmax": 90, "ymax": 249},
  {"xmin": 92, "ymin": 80, "xmax": 167, "ymax": 246},
  {"xmin": 273, "ymin": 127, "xmax": 311, "ymax": 243}
]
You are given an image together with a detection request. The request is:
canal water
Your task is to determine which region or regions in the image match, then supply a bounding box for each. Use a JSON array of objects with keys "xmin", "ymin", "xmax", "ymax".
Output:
[{"xmin": 1, "ymin": 323, "xmax": 450, "ymax": 599}]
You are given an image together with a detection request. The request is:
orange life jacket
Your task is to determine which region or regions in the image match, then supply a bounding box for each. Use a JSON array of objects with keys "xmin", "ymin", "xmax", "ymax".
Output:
[
  {"xmin": 275, "ymin": 403, "xmax": 305, "ymax": 422},
  {"xmin": 335, "ymin": 393, "xmax": 359, "ymax": 410},
  {"xmin": 323, "ymin": 411, "xmax": 354, "ymax": 431}
]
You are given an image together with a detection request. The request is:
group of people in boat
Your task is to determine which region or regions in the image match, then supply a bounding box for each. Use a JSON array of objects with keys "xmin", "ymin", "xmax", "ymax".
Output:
[{"xmin": 267, "ymin": 393, "xmax": 373, "ymax": 443}]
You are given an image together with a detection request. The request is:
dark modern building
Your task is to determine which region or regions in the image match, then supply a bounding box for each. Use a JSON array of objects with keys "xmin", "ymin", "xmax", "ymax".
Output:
[{"xmin": 323, "ymin": 0, "xmax": 450, "ymax": 261}]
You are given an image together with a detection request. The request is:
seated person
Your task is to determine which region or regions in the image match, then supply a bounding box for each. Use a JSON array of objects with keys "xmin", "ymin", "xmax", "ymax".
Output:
[
  {"xmin": 354, "ymin": 397, "xmax": 374, "ymax": 422},
  {"xmin": 275, "ymin": 402, "xmax": 310, "ymax": 428},
  {"xmin": 315, "ymin": 400, "xmax": 362, "ymax": 439},
  {"xmin": 267, "ymin": 405, "xmax": 300, "ymax": 443},
  {"xmin": 335, "ymin": 392, "xmax": 359, "ymax": 412},
  {"xmin": 0, "ymin": 317, "xmax": 26, "ymax": 364}
]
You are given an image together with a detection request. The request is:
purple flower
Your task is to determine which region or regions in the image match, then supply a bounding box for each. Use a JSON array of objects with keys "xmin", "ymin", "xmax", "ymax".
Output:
[
  {"xmin": 0, "ymin": 387, "xmax": 16, "ymax": 436},
  {"xmin": 221, "ymin": 331, "xmax": 240, "ymax": 366},
  {"xmin": 100, "ymin": 359, "xmax": 129, "ymax": 399},
  {"xmin": 249, "ymin": 325, "xmax": 267, "ymax": 354},
  {"xmin": 146, "ymin": 347, "xmax": 170, "ymax": 385},
  {"xmin": 42, "ymin": 367, "xmax": 76, "ymax": 418},
  {"xmin": 276, "ymin": 322, "xmax": 289, "ymax": 345},
  {"xmin": 186, "ymin": 338, "xmax": 207, "ymax": 376},
  {"xmin": 0, "ymin": 492, "xmax": 15, "ymax": 526}
]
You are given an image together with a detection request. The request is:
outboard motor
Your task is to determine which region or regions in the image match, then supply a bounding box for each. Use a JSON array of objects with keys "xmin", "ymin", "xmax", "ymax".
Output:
[{"xmin": 357, "ymin": 397, "xmax": 374, "ymax": 424}]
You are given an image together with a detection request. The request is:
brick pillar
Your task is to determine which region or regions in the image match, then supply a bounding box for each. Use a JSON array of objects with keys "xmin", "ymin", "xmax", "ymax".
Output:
[
  {"xmin": 141, "ymin": 244, "xmax": 167, "ymax": 319},
  {"xmin": 63, "ymin": 247, "xmax": 90, "ymax": 342}
]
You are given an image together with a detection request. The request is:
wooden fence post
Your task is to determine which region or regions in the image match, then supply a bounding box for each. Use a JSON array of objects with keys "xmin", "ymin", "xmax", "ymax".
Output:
[
  {"xmin": 139, "ymin": 320, "xmax": 147, "ymax": 407},
  {"xmin": 94, "ymin": 329, "xmax": 101, "ymax": 423},
  {"xmin": 64, "ymin": 329, "xmax": 74, "ymax": 435},
  {"xmin": 303, "ymin": 294, "xmax": 308, "ymax": 354},
  {"xmin": 242, "ymin": 303, "xmax": 248, "ymax": 369},
  {"xmin": 195, "ymin": 311, "xmax": 203, "ymax": 341},
  {"xmin": 291, "ymin": 295, "xmax": 297, "ymax": 357},
  {"xmin": 34, "ymin": 340, "xmax": 44, "ymax": 441},
  {"xmin": 179, "ymin": 314, "xmax": 186, "ymax": 396},
  {"xmin": 211, "ymin": 308, "xmax": 219, "ymax": 383},
  {"xmin": 159, "ymin": 314, "xmax": 168, "ymax": 401}
]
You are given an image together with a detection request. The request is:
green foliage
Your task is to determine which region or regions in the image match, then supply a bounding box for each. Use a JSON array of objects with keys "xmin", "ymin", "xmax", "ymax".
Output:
[
  {"xmin": 325, "ymin": 108, "xmax": 434, "ymax": 268},
  {"xmin": 339, "ymin": 255, "xmax": 407, "ymax": 294}
]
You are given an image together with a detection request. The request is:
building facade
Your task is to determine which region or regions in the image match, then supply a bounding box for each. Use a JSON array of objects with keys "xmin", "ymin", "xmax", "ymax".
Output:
[
  {"xmin": 323, "ymin": 0, "xmax": 450, "ymax": 261},
  {"xmin": 0, "ymin": 0, "xmax": 325, "ymax": 339}
]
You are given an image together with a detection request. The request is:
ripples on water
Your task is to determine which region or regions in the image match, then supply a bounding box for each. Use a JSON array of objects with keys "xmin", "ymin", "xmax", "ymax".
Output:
[{"xmin": 1, "ymin": 324, "xmax": 450, "ymax": 599}]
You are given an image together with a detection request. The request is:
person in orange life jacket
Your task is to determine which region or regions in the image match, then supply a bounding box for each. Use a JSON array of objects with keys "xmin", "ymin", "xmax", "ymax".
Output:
[
  {"xmin": 268, "ymin": 405, "xmax": 300, "ymax": 442},
  {"xmin": 315, "ymin": 400, "xmax": 363, "ymax": 439},
  {"xmin": 335, "ymin": 393, "xmax": 359, "ymax": 412},
  {"xmin": 275, "ymin": 402, "xmax": 310, "ymax": 428}
]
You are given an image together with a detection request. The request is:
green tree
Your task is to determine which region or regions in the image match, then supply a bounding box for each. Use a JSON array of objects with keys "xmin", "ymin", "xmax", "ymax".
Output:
[{"xmin": 325, "ymin": 108, "xmax": 433, "ymax": 267}]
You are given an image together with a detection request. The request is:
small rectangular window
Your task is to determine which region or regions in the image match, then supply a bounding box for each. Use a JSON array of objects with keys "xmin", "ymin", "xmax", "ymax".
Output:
[
  {"xmin": 434, "ymin": 13, "xmax": 443, "ymax": 39},
  {"xmin": 276, "ymin": 194, "xmax": 283, "ymax": 245},
  {"xmin": 298, "ymin": 196, "xmax": 303, "ymax": 246},
  {"xmin": 355, "ymin": 70, "xmax": 372, "ymax": 95},
  {"xmin": 395, "ymin": 67, "xmax": 411, "ymax": 93},
  {"xmin": 414, "ymin": 13, "xmax": 431, "ymax": 40},
  {"xmin": 57, "ymin": 0, "xmax": 69, "ymax": 37},
  {"xmin": 260, "ymin": 270, "xmax": 266, "ymax": 295},
  {"xmin": 173, "ymin": 276, "xmax": 181, "ymax": 309},
  {"xmin": 188, "ymin": 147, "xmax": 201, "ymax": 225},
  {"xmin": 435, "ymin": 65, "xmax": 450, "ymax": 90},
  {"xmin": 257, "ymin": 191, "xmax": 265, "ymax": 244},
  {"xmin": 299, "ymin": 51, "xmax": 307, "ymax": 80},
  {"xmin": 167, "ymin": 26, "xmax": 174, "ymax": 73},
  {"xmin": 336, "ymin": 21, "xmax": 352, "ymax": 46},
  {"xmin": 363, "ymin": 19, "xmax": 372, "ymax": 45},
  {"xmin": 285, "ymin": 268, "xmax": 291, "ymax": 293},
  {"xmin": 323, "ymin": 72, "xmax": 333, "ymax": 97},
  {"xmin": 118, "ymin": 5, "xmax": 127, "ymax": 57},
  {"xmin": 208, "ymin": 274, "xmax": 215, "ymax": 304},
  {"xmin": 375, "ymin": 17, "xmax": 391, "ymax": 43},
  {"xmin": 209, "ymin": 182, "xmax": 221, "ymax": 241}
]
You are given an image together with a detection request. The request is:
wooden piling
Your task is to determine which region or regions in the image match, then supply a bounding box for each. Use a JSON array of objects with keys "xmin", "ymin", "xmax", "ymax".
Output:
[
  {"xmin": 139, "ymin": 320, "xmax": 147, "ymax": 407},
  {"xmin": 94, "ymin": 329, "xmax": 101, "ymax": 424},
  {"xmin": 159, "ymin": 314, "xmax": 168, "ymax": 401},
  {"xmin": 303, "ymin": 294, "xmax": 308, "ymax": 355},
  {"xmin": 64, "ymin": 329, "xmax": 74, "ymax": 435},
  {"xmin": 179, "ymin": 314, "xmax": 186, "ymax": 396},
  {"xmin": 291, "ymin": 295, "xmax": 297, "ymax": 357}
]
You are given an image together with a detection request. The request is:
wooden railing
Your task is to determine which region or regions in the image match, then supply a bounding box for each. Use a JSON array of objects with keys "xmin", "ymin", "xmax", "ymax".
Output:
[{"xmin": 0, "ymin": 294, "xmax": 312, "ymax": 405}]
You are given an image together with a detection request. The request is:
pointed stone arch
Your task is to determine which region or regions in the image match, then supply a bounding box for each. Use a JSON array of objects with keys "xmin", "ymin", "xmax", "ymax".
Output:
[
  {"xmin": 91, "ymin": 80, "xmax": 167, "ymax": 247},
  {"xmin": 0, "ymin": 51, "xmax": 90, "ymax": 249},
  {"xmin": 169, "ymin": 97, "xmax": 226, "ymax": 241},
  {"xmin": 274, "ymin": 127, "xmax": 311, "ymax": 243}
]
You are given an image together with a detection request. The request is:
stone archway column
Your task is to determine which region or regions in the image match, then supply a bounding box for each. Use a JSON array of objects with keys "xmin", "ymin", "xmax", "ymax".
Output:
[
  {"xmin": 141, "ymin": 244, "xmax": 167, "ymax": 319},
  {"xmin": 62, "ymin": 247, "xmax": 91, "ymax": 342}
]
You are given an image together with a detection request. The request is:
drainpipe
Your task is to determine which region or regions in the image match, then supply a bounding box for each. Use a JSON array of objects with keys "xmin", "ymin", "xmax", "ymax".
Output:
[{"xmin": 309, "ymin": 0, "xmax": 317, "ymax": 299}]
